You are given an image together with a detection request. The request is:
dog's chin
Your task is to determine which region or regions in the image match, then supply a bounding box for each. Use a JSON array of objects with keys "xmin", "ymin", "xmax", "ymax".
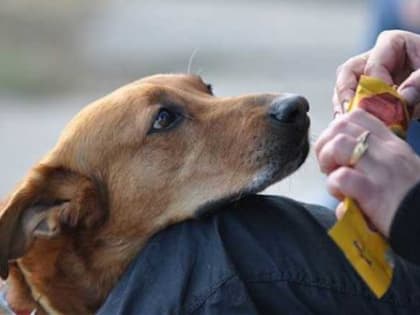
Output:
[
  {"xmin": 194, "ymin": 139, "xmax": 309, "ymax": 218},
  {"xmin": 246, "ymin": 140, "xmax": 309, "ymax": 194}
]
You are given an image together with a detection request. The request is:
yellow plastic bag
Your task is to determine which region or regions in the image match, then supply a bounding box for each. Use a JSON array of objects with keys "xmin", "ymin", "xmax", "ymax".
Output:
[{"xmin": 328, "ymin": 75, "xmax": 410, "ymax": 298}]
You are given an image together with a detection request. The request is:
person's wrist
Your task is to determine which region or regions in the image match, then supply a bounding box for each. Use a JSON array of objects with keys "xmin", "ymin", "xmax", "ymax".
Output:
[
  {"xmin": 389, "ymin": 180, "xmax": 420, "ymax": 264},
  {"xmin": 385, "ymin": 153, "xmax": 420, "ymax": 234}
]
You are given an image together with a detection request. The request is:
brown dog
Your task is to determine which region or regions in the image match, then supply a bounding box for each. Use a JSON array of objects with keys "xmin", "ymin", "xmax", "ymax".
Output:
[{"xmin": 0, "ymin": 74, "xmax": 310, "ymax": 314}]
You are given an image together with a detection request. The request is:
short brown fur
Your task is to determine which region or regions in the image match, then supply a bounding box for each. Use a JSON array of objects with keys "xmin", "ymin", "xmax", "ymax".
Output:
[{"xmin": 0, "ymin": 74, "xmax": 309, "ymax": 314}]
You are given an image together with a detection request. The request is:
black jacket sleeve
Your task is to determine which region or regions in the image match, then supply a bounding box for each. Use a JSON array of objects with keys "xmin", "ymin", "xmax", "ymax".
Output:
[
  {"xmin": 390, "ymin": 181, "xmax": 420, "ymax": 265},
  {"xmin": 97, "ymin": 196, "xmax": 420, "ymax": 315}
]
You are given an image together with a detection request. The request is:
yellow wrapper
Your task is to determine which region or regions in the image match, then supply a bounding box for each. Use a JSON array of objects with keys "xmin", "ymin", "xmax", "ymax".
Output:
[{"xmin": 328, "ymin": 75, "xmax": 409, "ymax": 298}]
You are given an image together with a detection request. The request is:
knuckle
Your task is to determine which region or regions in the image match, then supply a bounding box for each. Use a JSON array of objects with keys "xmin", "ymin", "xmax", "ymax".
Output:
[
  {"xmin": 333, "ymin": 118, "xmax": 350, "ymax": 132},
  {"xmin": 318, "ymin": 160, "xmax": 330, "ymax": 175},
  {"xmin": 336, "ymin": 55, "xmax": 361, "ymax": 76},
  {"xmin": 377, "ymin": 30, "xmax": 406, "ymax": 49},
  {"xmin": 314, "ymin": 143, "xmax": 323, "ymax": 159},
  {"xmin": 408, "ymin": 69, "xmax": 420, "ymax": 83},
  {"xmin": 318, "ymin": 145, "xmax": 333, "ymax": 170},
  {"xmin": 349, "ymin": 108, "xmax": 365, "ymax": 120},
  {"xmin": 377, "ymin": 30, "xmax": 392, "ymax": 41},
  {"xmin": 333, "ymin": 167, "xmax": 352, "ymax": 184},
  {"xmin": 346, "ymin": 55, "xmax": 361, "ymax": 66},
  {"xmin": 333, "ymin": 133, "xmax": 351, "ymax": 149},
  {"xmin": 335, "ymin": 80, "xmax": 348, "ymax": 96},
  {"xmin": 377, "ymin": 30, "xmax": 402, "ymax": 42},
  {"xmin": 363, "ymin": 61, "xmax": 379, "ymax": 74}
]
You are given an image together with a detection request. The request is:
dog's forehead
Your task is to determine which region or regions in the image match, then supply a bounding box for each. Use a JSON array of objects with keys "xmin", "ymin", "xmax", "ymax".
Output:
[
  {"xmin": 137, "ymin": 73, "xmax": 210, "ymax": 94},
  {"xmin": 43, "ymin": 74, "xmax": 214, "ymax": 167},
  {"xmin": 58, "ymin": 76, "xmax": 200, "ymax": 136}
]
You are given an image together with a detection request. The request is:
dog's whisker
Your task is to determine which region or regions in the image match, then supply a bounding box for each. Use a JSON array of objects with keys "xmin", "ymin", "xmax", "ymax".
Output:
[{"xmin": 187, "ymin": 48, "xmax": 199, "ymax": 74}]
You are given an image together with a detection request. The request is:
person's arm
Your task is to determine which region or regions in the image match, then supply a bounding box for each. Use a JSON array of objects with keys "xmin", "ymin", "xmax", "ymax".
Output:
[{"xmin": 390, "ymin": 181, "xmax": 420, "ymax": 264}]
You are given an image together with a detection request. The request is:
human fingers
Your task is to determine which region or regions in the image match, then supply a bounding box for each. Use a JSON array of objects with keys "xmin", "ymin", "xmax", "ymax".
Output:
[
  {"xmin": 333, "ymin": 52, "xmax": 369, "ymax": 115},
  {"xmin": 342, "ymin": 109, "xmax": 395, "ymax": 141},
  {"xmin": 399, "ymin": 69, "xmax": 420, "ymax": 107},
  {"xmin": 326, "ymin": 166, "xmax": 388, "ymax": 236},
  {"xmin": 317, "ymin": 127, "xmax": 385, "ymax": 176},
  {"xmin": 327, "ymin": 167, "xmax": 375, "ymax": 209},
  {"xmin": 317, "ymin": 134, "xmax": 358, "ymax": 174},
  {"xmin": 364, "ymin": 30, "xmax": 420, "ymax": 85},
  {"xmin": 364, "ymin": 31, "xmax": 408, "ymax": 84},
  {"xmin": 326, "ymin": 134, "xmax": 420, "ymax": 236},
  {"xmin": 314, "ymin": 116, "xmax": 365, "ymax": 162},
  {"xmin": 315, "ymin": 109, "xmax": 390, "ymax": 159},
  {"xmin": 335, "ymin": 202, "xmax": 346, "ymax": 220}
]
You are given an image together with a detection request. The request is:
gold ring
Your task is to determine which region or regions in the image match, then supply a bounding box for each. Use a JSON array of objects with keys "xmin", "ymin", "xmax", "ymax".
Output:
[{"xmin": 349, "ymin": 130, "xmax": 370, "ymax": 166}]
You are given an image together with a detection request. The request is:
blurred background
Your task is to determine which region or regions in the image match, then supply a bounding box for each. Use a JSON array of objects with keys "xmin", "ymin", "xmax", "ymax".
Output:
[{"xmin": 1, "ymin": 0, "xmax": 417, "ymax": 204}]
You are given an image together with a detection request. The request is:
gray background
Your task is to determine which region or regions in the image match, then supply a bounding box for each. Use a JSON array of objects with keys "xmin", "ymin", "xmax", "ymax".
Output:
[{"xmin": 0, "ymin": 1, "xmax": 367, "ymax": 204}]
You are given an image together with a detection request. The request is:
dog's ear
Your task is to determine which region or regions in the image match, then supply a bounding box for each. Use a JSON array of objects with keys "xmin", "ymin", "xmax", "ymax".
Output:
[{"xmin": 0, "ymin": 165, "xmax": 106, "ymax": 279}]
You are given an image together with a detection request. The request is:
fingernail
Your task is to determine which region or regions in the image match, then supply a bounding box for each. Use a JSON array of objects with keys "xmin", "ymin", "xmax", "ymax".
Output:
[
  {"xmin": 400, "ymin": 86, "xmax": 420, "ymax": 105},
  {"xmin": 342, "ymin": 100, "xmax": 350, "ymax": 112}
]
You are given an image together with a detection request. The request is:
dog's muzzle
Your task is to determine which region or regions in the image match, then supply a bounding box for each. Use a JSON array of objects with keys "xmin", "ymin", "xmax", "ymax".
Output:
[{"xmin": 268, "ymin": 95, "xmax": 310, "ymax": 127}]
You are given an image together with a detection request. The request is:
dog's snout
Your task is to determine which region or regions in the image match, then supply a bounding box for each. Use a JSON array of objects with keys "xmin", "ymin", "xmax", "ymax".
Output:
[{"xmin": 269, "ymin": 95, "xmax": 309, "ymax": 124}]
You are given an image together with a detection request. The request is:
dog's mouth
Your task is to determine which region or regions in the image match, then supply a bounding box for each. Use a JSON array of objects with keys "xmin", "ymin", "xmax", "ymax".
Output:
[
  {"xmin": 194, "ymin": 124, "xmax": 310, "ymax": 218},
  {"xmin": 245, "ymin": 110, "xmax": 311, "ymax": 193},
  {"xmin": 246, "ymin": 134, "xmax": 310, "ymax": 194}
]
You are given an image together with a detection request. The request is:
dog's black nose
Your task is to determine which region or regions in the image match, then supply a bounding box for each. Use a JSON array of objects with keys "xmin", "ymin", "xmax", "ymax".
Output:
[{"xmin": 269, "ymin": 95, "xmax": 309, "ymax": 124}]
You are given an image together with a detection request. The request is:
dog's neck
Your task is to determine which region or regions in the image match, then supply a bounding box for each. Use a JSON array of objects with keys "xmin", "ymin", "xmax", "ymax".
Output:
[{"xmin": 5, "ymin": 231, "xmax": 148, "ymax": 315}]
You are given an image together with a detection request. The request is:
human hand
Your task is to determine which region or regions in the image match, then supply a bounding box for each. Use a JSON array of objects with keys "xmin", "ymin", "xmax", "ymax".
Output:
[
  {"xmin": 333, "ymin": 30, "xmax": 420, "ymax": 117},
  {"xmin": 315, "ymin": 109, "xmax": 420, "ymax": 237}
]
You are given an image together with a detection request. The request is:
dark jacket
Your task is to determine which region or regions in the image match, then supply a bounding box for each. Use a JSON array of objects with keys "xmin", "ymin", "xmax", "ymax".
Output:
[
  {"xmin": 97, "ymin": 195, "xmax": 420, "ymax": 314},
  {"xmin": 390, "ymin": 181, "xmax": 420, "ymax": 265}
]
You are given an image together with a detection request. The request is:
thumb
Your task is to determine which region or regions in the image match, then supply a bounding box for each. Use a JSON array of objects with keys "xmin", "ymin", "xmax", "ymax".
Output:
[
  {"xmin": 398, "ymin": 69, "xmax": 420, "ymax": 106},
  {"xmin": 335, "ymin": 202, "xmax": 346, "ymax": 220}
]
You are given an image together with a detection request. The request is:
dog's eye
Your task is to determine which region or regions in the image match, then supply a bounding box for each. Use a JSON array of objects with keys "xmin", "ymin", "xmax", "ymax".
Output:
[{"xmin": 152, "ymin": 108, "xmax": 179, "ymax": 131}]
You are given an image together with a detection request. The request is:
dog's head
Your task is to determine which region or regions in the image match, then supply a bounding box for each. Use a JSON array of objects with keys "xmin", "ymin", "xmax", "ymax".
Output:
[{"xmin": 0, "ymin": 74, "xmax": 309, "ymax": 284}]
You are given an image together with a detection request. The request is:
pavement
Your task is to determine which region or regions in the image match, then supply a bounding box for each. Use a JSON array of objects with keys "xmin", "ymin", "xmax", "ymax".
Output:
[{"xmin": 0, "ymin": 1, "xmax": 366, "ymax": 204}]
